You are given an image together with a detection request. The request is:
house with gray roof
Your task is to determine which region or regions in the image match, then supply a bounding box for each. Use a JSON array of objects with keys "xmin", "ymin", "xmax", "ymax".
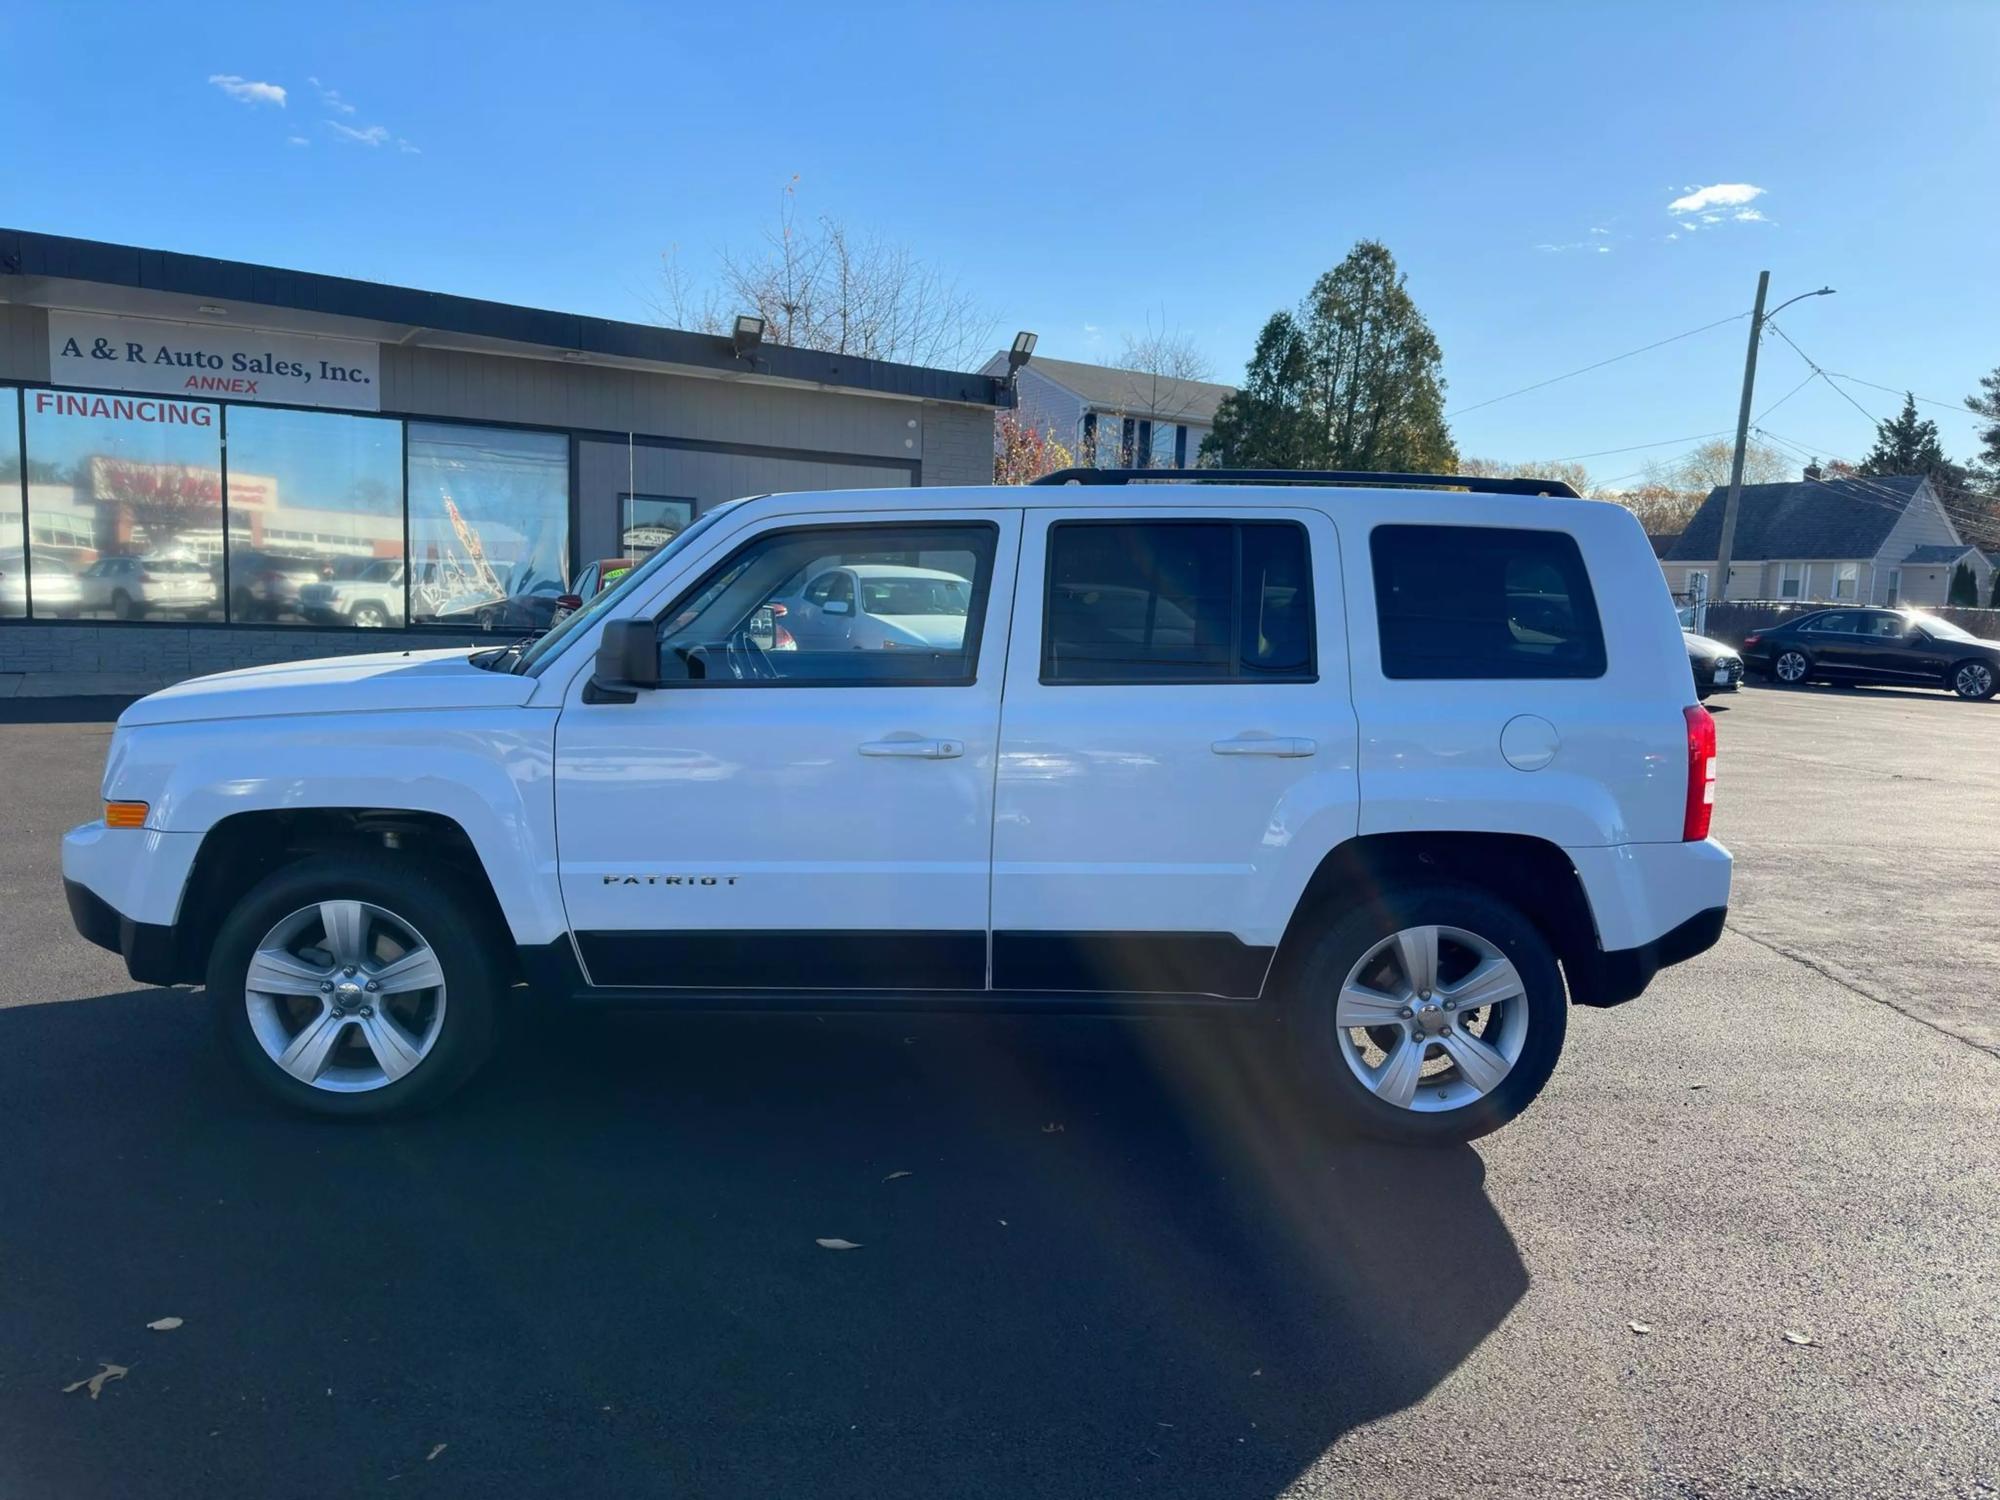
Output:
[
  {"xmin": 979, "ymin": 351, "xmax": 1235, "ymax": 469},
  {"xmin": 1660, "ymin": 474, "xmax": 1988, "ymax": 608}
]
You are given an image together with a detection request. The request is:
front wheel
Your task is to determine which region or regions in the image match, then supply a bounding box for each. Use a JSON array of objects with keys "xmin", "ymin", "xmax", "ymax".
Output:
[
  {"xmin": 1278, "ymin": 885, "xmax": 1567, "ymax": 1145},
  {"xmin": 210, "ymin": 853, "xmax": 503, "ymax": 1117},
  {"xmin": 1773, "ymin": 648, "xmax": 1811, "ymax": 685},
  {"xmin": 1950, "ymin": 659, "xmax": 1997, "ymax": 700}
]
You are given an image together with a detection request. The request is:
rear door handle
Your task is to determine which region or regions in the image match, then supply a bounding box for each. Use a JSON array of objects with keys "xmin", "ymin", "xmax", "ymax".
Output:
[
  {"xmin": 1211, "ymin": 735, "xmax": 1316, "ymax": 758},
  {"xmin": 860, "ymin": 738, "xmax": 964, "ymax": 759}
]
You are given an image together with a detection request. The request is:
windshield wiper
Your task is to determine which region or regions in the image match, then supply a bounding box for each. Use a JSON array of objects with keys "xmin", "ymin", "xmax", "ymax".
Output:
[{"xmin": 468, "ymin": 634, "xmax": 538, "ymax": 671}]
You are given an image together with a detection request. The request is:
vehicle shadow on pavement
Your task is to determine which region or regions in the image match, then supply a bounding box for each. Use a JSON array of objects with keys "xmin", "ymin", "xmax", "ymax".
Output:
[{"xmin": 0, "ymin": 990, "xmax": 1526, "ymax": 1500}]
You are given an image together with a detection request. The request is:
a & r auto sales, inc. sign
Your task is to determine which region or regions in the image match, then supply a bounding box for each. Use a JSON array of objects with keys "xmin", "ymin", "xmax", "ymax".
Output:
[{"xmin": 46, "ymin": 310, "xmax": 381, "ymax": 412}]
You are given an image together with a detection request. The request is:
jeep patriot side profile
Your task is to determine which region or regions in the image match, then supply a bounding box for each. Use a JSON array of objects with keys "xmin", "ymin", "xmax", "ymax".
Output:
[{"xmin": 63, "ymin": 472, "xmax": 1730, "ymax": 1144}]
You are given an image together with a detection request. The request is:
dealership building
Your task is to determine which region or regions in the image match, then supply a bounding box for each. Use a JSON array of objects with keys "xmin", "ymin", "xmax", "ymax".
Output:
[{"xmin": 0, "ymin": 228, "xmax": 1008, "ymax": 683}]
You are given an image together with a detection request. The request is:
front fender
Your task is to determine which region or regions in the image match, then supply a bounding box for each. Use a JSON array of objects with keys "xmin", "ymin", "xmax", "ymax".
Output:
[{"xmin": 102, "ymin": 708, "xmax": 567, "ymax": 945}]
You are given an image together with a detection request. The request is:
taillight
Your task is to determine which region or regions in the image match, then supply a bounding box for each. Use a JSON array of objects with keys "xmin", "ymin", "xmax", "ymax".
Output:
[
  {"xmin": 772, "ymin": 624, "xmax": 796, "ymax": 650},
  {"xmin": 1683, "ymin": 704, "xmax": 1717, "ymax": 841},
  {"xmin": 767, "ymin": 603, "xmax": 788, "ymax": 618},
  {"xmin": 1741, "ymin": 633, "xmax": 1762, "ymax": 650}
]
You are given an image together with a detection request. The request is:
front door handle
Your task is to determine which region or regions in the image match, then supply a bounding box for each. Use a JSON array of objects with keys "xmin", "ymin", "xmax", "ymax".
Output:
[
  {"xmin": 1211, "ymin": 735, "xmax": 1316, "ymax": 758},
  {"xmin": 860, "ymin": 738, "xmax": 965, "ymax": 759}
]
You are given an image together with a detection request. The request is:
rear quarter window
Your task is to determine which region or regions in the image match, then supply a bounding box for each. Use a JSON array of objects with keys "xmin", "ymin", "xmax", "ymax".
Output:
[{"xmin": 1370, "ymin": 524, "xmax": 1606, "ymax": 680}]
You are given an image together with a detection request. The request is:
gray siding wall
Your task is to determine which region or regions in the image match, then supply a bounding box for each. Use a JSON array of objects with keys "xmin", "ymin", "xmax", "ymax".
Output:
[{"xmin": 1866, "ymin": 481, "xmax": 1960, "ymax": 604}]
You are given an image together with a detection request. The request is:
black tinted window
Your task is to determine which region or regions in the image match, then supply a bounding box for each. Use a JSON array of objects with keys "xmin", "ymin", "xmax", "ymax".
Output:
[
  {"xmin": 1042, "ymin": 521, "xmax": 1315, "ymax": 684},
  {"xmin": 1802, "ymin": 612, "xmax": 1855, "ymax": 634},
  {"xmin": 1371, "ymin": 525, "xmax": 1605, "ymax": 680}
]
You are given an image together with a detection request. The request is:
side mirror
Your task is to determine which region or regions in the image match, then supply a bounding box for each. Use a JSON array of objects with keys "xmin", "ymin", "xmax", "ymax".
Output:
[
  {"xmin": 592, "ymin": 617, "xmax": 661, "ymax": 694},
  {"xmin": 822, "ymin": 599, "xmax": 852, "ymax": 617}
]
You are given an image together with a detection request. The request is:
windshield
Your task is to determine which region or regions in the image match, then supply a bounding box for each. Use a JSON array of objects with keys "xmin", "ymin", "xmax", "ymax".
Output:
[
  {"xmin": 861, "ymin": 577, "xmax": 970, "ymax": 616},
  {"xmin": 1907, "ymin": 611, "xmax": 1975, "ymax": 641},
  {"xmin": 515, "ymin": 502, "xmax": 743, "ymax": 674}
]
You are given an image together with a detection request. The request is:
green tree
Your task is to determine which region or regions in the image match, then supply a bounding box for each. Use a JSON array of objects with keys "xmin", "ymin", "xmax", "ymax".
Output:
[
  {"xmin": 1967, "ymin": 365, "xmax": 2000, "ymax": 481},
  {"xmin": 1858, "ymin": 393, "xmax": 1955, "ymax": 479},
  {"xmin": 1948, "ymin": 560, "xmax": 1979, "ymax": 607},
  {"xmin": 1203, "ymin": 241, "xmax": 1455, "ymax": 471}
]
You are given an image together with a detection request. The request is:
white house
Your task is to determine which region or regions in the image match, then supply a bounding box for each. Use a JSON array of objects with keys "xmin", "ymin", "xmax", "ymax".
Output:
[
  {"xmin": 1660, "ymin": 474, "xmax": 1990, "ymax": 608},
  {"xmin": 981, "ymin": 352, "xmax": 1235, "ymax": 468}
]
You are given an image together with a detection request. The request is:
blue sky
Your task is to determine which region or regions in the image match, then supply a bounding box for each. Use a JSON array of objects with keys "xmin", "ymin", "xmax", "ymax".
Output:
[{"xmin": 3, "ymin": 0, "xmax": 1996, "ymax": 484}]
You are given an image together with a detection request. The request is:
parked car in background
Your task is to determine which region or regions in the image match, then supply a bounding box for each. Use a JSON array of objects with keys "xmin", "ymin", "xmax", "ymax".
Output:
[
  {"xmin": 549, "ymin": 558, "xmax": 637, "ymax": 627},
  {"xmin": 1684, "ymin": 631, "xmax": 1741, "ymax": 699},
  {"xmin": 299, "ymin": 560, "xmax": 405, "ymax": 628},
  {"xmin": 1742, "ymin": 607, "xmax": 2000, "ymax": 700},
  {"xmin": 230, "ymin": 549, "xmax": 326, "ymax": 622},
  {"xmin": 77, "ymin": 555, "xmax": 217, "ymax": 619},
  {"xmin": 0, "ymin": 549, "xmax": 83, "ymax": 617},
  {"xmin": 768, "ymin": 563, "xmax": 974, "ymax": 652}
]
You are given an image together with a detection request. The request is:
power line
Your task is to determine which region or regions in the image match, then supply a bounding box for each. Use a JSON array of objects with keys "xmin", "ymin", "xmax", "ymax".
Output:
[
  {"xmin": 1826, "ymin": 371, "xmax": 1992, "ymax": 425},
  {"xmin": 1554, "ymin": 429, "xmax": 1733, "ymax": 463},
  {"xmin": 1754, "ymin": 427, "xmax": 2000, "ymax": 535},
  {"xmin": 1751, "ymin": 371, "xmax": 1817, "ymax": 426},
  {"xmin": 1448, "ymin": 310, "xmax": 1750, "ymax": 418},
  {"xmin": 1762, "ymin": 320, "xmax": 1884, "ymax": 431}
]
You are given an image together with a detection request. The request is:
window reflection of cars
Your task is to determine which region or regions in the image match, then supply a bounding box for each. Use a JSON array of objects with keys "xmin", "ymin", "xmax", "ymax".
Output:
[
  {"xmin": 549, "ymin": 558, "xmax": 638, "ymax": 627},
  {"xmin": 230, "ymin": 549, "xmax": 325, "ymax": 622},
  {"xmin": 0, "ymin": 549, "xmax": 83, "ymax": 617},
  {"xmin": 299, "ymin": 559, "xmax": 406, "ymax": 628},
  {"xmin": 769, "ymin": 564, "xmax": 973, "ymax": 651},
  {"xmin": 77, "ymin": 555, "xmax": 217, "ymax": 619}
]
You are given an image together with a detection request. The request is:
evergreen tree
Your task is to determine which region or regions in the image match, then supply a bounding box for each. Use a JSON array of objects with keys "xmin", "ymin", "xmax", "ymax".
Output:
[
  {"xmin": 1203, "ymin": 241, "xmax": 1455, "ymax": 471},
  {"xmin": 1858, "ymin": 393, "xmax": 1953, "ymax": 478},
  {"xmin": 1948, "ymin": 560, "xmax": 1978, "ymax": 607},
  {"xmin": 1968, "ymin": 365, "xmax": 2000, "ymax": 482}
]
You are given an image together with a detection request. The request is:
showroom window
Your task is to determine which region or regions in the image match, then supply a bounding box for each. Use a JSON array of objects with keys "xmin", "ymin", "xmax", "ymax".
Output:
[
  {"xmin": 24, "ymin": 389, "xmax": 225, "ymax": 621},
  {"xmin": 407, "ymin": 423, "xmax": 569, "ymax": 628},
  {"xmin": 224, "ymin": 406, "xmax": 407, "ymax": 626},
  {"xmin": 2, "ymin": 389, "xmax": 23, "ymax": 619}
]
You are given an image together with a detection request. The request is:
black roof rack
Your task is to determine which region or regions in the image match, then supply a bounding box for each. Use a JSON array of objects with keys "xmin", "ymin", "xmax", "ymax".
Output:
[{"xmin": 1027, "ymin": 467, "xmax": 1582, "ymax": 499}]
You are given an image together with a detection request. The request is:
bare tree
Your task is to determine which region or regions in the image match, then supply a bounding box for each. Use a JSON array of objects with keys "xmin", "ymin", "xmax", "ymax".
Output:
[
  {"xmin": 1082, "ymin": 318, "xmax": 1218, "ymax": 465},
  {"xmin": 1458, "ymin": 457, "xmax": 1595, "ymax": 494},
  {"xmin": 655, "ymin": 180, "xmax": 993, "ymax": 370}
]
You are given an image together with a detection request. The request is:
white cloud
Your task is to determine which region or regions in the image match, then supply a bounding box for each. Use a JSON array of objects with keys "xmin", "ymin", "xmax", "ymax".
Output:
[
  {"xmin": 286, "ymin": 135, "xmax": 309, "ymax": 147},
  {"xmin": 312, "ymin": 78, "xmax": 356, "ymax": 114},
  {"xmin": 209, "ymin": 74, "xmax": 286, "ymax": 107},
  {"xmin": 1733, "ymin": 208, "xmax": 1768, "ymax": 223},
  {"xmin": 1668, "ymin": 182, "xmax": 1765, "ymax": 215},
  {"xmin": 397, "ymin": 139, "xmax": 421, "ymax": 155},
  {"xmin": 327, "ymin": 121, "xmax": 391, "ymax": 146},
  {"xmin": 1589, "ymin": 226, "xmax": 1611, "ymax": 236},
  {"xmin": 1535, "ymin": 241, "xmax": 1611, "ymax": 255}
]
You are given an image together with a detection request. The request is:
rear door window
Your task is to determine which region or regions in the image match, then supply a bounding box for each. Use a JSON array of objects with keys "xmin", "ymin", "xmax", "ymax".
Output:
[
  {"xmin": 1041, "ymin": 520, "xmax": 1315, "ymax": 684},
  {"xmin": 1371, "ymin": 524, "xmax": 1606, "ymax": 680}
]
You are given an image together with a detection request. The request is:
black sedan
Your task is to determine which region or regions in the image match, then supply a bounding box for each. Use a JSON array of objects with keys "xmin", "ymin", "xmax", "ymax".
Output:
[
  {"xmin": 1685, "ymin": 631, "xmax": 1743, "ymax": 699},
  {"xmin": 1741, "ymin": 607, "xmax": 2000, "ymax": 701}
]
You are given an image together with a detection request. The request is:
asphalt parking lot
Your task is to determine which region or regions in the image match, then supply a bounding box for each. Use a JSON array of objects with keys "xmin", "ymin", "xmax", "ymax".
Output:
[{"xmin": 2, "ymin": 682, "xmax": 1997, "ymax": 1498}]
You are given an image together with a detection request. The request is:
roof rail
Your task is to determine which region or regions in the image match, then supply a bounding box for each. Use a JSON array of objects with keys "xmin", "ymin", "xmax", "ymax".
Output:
[{"xmin": 1027, "ymin": 467, "xmax": 1582, "ymax": 499}]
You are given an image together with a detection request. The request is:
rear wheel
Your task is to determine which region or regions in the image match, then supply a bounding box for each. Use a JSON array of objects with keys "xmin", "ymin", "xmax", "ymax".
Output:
[
  {"xmin": 1278, "ymin": 884, "xmax": 1566, "ymax": 1145},
  {"xmin": 210, "ymin": 854, "xmax": 503, "ymax": 1117},
  {"xmin": 1950, "ymin": 659, "xmax": 1997, "ymax": 700},
  {"xmin": 351, "ymin": 602, "xmax": 389, "ymax": 628},
  {"xmin": 1773, "ymin": 648, "xmax": 1811, "ymax": 685},
  {"xmin": 111, "ymin": 589, "xmax": 139, "ymax": 621}
]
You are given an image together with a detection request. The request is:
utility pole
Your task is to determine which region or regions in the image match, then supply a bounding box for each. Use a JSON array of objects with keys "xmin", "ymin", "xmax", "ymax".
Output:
[{"xmin": 1713, "ymin": 270, "xmax": 1770, "ymax": 606}]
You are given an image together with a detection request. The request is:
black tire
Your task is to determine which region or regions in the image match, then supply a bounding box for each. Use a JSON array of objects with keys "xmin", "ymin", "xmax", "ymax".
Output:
[
  {"xmin": 112, "ymin": 589, "xmax": 139, "ymax": 621},
  {"xmin": 1772, "ymin": 647, "xmax": 1811, "ymax": 686},
  {"xmin": 351, "ymin": 602, "xmax": 389, "ymax": 628},
  {"xmin": 1949, "ymin": 659, "xmax": 1998, "ymax": 701},
  {"xmin": 1275, "ymin": 883, "xmax": 1567, "ymax": 1146},
  {"xmin": 209, "ymin": 853, "xmax": 504, "ymax": 1118}
]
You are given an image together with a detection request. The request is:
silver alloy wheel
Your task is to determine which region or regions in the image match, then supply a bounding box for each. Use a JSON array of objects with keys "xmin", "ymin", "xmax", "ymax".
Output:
[
  {"xmin": 1775, "ymin": 650, "xmax": 1809, "ymax": 683},
  {"xmin": 1333, "ymin": 924, "xmax": 1530, "ymax": 1114},
  {"xmin": 1955, "ymin": 662, "xmax": 1993, "ymax": 698},
  {"xmin": 243, "ymin": 900, "xmax": 448, "ymax": 1093}
]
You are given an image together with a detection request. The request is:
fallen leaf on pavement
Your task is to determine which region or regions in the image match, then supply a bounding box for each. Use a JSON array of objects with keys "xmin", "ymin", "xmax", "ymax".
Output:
[
  {"xmin": 882, "ymin": 1171, "xmax": 913, "ymax": 1183},
  {"xmin": 146, "ymin": 1317, "xmax": 183, "ymax": 1331},
  {"xmin": 1688, "ymin": 1083, "xmax": 1707, "ymax": 1091},
  {"xmin": 63, "ymin": 1362, "xmax": 128, "ymax": 1400},
  {"xmin": 1628, "ymin": 1322, "xmax": 1653, "ymax": 1335},
  {"xmin": 816, "ymin": 1238, "xmax": 862, "ymax": 1251},
  {"xmin": 1783, "ymin": 1330, "xmax": 1816, "ymax": 1346},
  {"xmin": 427, "ymin": 1444, "xmax": 447, "ymax": 1461}
]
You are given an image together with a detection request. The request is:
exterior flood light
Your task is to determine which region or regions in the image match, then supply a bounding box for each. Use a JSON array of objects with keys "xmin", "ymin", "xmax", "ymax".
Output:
[
  {"xmin": 732, "ymin": 314, "xmax": 767, "ymax": 358},
  {"xmin": 1007, "ymin": 330, "xmax": 1038, "ymax": 374}
]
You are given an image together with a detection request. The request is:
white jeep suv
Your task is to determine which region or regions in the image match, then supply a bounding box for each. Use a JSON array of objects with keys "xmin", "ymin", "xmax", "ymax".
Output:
[{"xmin": 62, "ymin": 471, "xmax": 1729, "ymax": 1143}]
